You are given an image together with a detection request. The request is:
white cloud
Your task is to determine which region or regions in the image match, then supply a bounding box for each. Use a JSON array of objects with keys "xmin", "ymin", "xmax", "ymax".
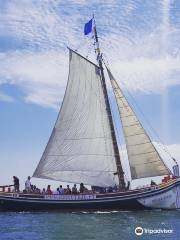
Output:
[
  {"xmin": 0, "ymin": 91, "xmax": 14, "ymax": 102},
  {"xmin": 0, "ymin": 50, "xmax": 68, "ymax": 108},
  {"xmin": 110, "ymin": 55, "xmax": 180, "ymax": 93},
  {"xmin": 0, "ymin": 0, "xmax": 83, "ymax": 50},
  {"xmin": 0, "ymin": 0, "xmax": 180, "ymax": 108},
  {"xmin": 24, "ymin": 87, "xmax": 62, "ymax": 110}
]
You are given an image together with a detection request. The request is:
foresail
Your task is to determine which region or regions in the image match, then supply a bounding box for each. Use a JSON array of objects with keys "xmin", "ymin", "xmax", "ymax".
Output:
[
  {"xmin": 107, "ymin": 68, "xmax": 170, "ymax": 179},
  {"xmin": 33, "ymin": 50, "xmax": 118, "ymax": 187}
]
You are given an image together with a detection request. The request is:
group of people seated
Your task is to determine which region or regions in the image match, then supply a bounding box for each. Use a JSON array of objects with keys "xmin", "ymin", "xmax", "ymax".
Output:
[
  {"xmin": 44, "ymin": 182, "xmax": 88, "ymax": 195},
  {"xmin": 13, "ymin": 176, "xmax": 128, "ymax": 195},
  {"xmin": 12, "ymin": 175, "xmax": 175, "ymax": 195},
  {"xmin": 13, "ymin": 176, "xmax": 125, "ymax": 195},
  {"xmin": 13, "ymin": 176, "xmax": 88, "ymax": 195}
]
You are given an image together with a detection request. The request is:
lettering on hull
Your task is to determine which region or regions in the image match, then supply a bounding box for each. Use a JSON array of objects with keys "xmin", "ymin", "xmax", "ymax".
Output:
[{"xmin": 44, "ymin": 194, "xmax": 96, "ymax": 201}]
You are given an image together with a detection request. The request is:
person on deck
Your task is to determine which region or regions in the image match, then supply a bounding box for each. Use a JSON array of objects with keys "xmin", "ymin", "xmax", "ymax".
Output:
[
  {"xmin": 126, "ymin": 181, "xmax": 130, "ymax": 190},
  {"xmin": 72, "ymin": 184, "xmax": 78, "ymax": 194},
  {"xmin": 65, "ymin": 185, "xmax": 71, "ymax": 194},
  {"xmin": 59, "ymin": 185, "xmax": 64, "ymax": 195},
  {"xmin": 151, "ymin": 180, "xmax": 157, "ymax": 187},
  {"xmin": 25, "ymin": 176, "xmax": 31, "ymax": 193},
  {"xmin": 46, "ymin": 185, "xmax": 52, "ymax": 195},
  {"xmin": 34, "ymin": 186, "xmax": 41, "ymax": 194},
  {"xmin": 79, "ymin": 183, "xmax": 85, "ymax": 193},
  {"xmin": 13, "ymin": 176, "xmax": 19, "ymax": 192},
  {"xmin": 42, "ymin": 188, "xmax": 46, "ymax": 194},
  {"xmin": 113, "ymin": 184, "xmax": 118, "ymax": 192},
  {"xmin": 54, "ymin": 188, "xmax": 60, "ymax": 195}
]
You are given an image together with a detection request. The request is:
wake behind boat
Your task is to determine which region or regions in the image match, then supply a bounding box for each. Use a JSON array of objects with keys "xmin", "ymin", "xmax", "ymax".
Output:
[{"xmin": 1, "ymin": 17, "xmax": 180, "ymax": 211}]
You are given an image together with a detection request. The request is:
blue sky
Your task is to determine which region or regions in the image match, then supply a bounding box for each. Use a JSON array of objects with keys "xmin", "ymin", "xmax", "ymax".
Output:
[{"xmin": 0, "ymin": 0, "xmax": 180, "ymax": 189}]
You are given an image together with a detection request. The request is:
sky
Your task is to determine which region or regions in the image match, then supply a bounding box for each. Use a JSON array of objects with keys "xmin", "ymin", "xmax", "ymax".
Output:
[{"xmin": 0, "ymin": 0, "xmax": 180, "ymax": 190}]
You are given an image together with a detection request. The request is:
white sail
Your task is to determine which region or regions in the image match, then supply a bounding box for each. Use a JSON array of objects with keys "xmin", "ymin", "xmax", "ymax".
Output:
[
  {"xmin": 33, "ymin": 50, "xmax": 118, "ymax": 187},
  {"xmin": 107, "ymin": 68, "xmax": 170, "ymax": 179}
]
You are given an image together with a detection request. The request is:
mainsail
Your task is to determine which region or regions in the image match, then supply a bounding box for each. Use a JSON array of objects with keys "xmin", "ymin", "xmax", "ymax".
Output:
[
  {"xmin": 106, "ymin": 68, "xmax": 170, "ymax": 179},
  {"xmin": 33, "ymin": 50, "xmax": 119, "ymax": 187}
]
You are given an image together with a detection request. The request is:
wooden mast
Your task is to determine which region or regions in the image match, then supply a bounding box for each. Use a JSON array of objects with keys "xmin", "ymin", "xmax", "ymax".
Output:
[{"xmin": 93, "ymin": 17, "xmax": 125, "ymax": 189}]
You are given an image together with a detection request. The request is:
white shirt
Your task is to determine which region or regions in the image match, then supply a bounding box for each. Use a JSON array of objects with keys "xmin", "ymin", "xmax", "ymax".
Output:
[{"xmin": 25, "ymin": 179, "xmax": 31, "ymax": 189}]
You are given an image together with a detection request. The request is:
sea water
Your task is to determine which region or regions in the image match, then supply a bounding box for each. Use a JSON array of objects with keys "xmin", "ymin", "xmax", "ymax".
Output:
[{"xmin": 0, "ymin": 210, "xmax": 180, "ymax": 240}]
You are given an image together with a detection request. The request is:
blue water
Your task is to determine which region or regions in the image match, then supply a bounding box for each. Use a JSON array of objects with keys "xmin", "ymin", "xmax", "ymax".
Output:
[{"xmin": 0, "ymin": 210, "xmax": 180, "ymax": 240}]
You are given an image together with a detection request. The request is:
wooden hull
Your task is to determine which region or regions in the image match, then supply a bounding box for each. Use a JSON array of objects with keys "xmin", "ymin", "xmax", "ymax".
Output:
[{"xmin": 0, "ymin": 179, "xmax": 180, "ymax": 212}]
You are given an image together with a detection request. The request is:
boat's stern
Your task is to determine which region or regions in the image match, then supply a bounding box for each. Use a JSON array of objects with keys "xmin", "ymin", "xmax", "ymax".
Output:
[{"xmin": 137, "ymin": 179, "xmax": 180, "ymax": 209}]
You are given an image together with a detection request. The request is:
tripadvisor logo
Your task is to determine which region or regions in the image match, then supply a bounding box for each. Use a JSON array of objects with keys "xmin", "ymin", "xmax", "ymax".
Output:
[{"xmin": 135, "ymin": 226, "xmax": 143, "ymax": 236}]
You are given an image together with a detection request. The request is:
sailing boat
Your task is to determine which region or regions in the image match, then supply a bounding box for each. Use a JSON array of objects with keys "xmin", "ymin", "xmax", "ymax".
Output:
[{"xmin": 0, "ymin": 18, "xmax": 180, "ymax": 211}]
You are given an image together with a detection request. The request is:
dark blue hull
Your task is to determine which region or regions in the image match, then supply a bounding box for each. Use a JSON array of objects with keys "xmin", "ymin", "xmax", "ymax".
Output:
[{"xmin": 0, "ymin": 194, "xmax": 146, "ymax": 212}]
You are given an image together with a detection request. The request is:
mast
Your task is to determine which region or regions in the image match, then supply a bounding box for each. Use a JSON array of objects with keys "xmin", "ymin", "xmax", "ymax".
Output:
[{"xmin": 93, "ymin": 18, "xmax": 125, "ymax": 189}]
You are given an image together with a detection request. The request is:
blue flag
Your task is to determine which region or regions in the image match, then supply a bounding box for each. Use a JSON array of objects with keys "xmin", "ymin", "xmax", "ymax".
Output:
[{"xmin": 84, "ymin": 19, "xmax": 93, "ymax": 35}]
